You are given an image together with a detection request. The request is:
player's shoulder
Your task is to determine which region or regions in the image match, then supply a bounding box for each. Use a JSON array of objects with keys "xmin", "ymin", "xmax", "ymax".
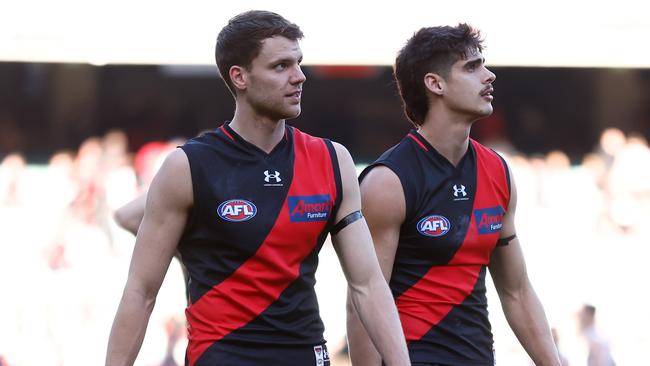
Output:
[
  {"xmin": 162, "ymin": 148, "xmax": 190, "ymax": 169},
  {"xmin": 360, "ymin": 136, "xmax": 417, "ymax": 186},
  {"xmin": 154, "ymin": 149, "xmax": 191, "ymax": 187},
  {"xmin": 377, "ymin": 132, "xmax": 423, "ymax": 164},
  {"xmin": 361, "ymin": 164, "xmax": 401, "ymax": 192},
  {"xmin": 359, "ymin": 164, "xmax": 405, "ymax": 222},
  {"xmin": 328, "ymin": 141, "xmax": 357, "ymax": 185},
  {"xmin": 148, "ymin": 148, "xmax": 193, "ymax": 206},
  {"xmin": 330, "ymin": 140, "xmax": 351, "ymax": 158}
]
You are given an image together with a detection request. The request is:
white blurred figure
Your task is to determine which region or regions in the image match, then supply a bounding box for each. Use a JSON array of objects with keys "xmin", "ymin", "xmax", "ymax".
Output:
[
  {"xmin": 504, "ymin": 154, "xmax": 540, "ymax": 217},
  {"xmin": 577, "ymin": 304, "xmax": 616, "ymax": 366},
  {"xmin": 568, "ymin": 153, "xmax": 607, "ymax": 233},
  {"xmin": 538, "ymin": 150, "xmax": 572, "ymax": 209},
  {"xmin": 0, "ymin": 153, "xmax": 60, "ymax": 365},
  {"xmin": 596, "ymin": 128, "xmax": 626, "ymax": 168},
  {"xmin": 607, "ymin": 134, "xmax": 650, "ymax": 234},
  {"xmin": 101, "ymin": 130, "xmax": 139, "ymax": 256},
  {"xmin": 0, "ymin": 153, "xmax": 27, "ymax": 206}
]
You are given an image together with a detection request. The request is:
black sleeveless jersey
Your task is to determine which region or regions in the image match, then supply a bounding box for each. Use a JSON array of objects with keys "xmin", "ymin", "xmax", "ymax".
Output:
[
  {"xmin": 360, "ymin": 130, "xmax": 511, "ymax": 365},
  {"xmin": 178, "ymin": 123, "xmax": 342, "ymax": 366}
]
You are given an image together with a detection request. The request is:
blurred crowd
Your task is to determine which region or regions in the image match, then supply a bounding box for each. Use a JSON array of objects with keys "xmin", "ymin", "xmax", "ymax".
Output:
[{"xmin": 1, "ymin": 127, "xmax": 649, "ymax": 365}]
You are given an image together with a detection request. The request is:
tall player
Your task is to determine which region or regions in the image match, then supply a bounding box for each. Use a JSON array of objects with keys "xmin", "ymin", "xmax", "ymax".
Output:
[
  {"xmin": 106, "ymin": 10, "xmax": 409, "ymax": 366},
  {"xmin": 347, "ymin": 24, "xmax": 561, "ymax": 365}
]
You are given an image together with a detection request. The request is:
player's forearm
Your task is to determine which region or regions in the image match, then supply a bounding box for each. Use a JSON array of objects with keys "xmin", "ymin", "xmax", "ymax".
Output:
[
  {"xmin": 500, "ymin": 284, "xmax": 561, "ymax": 366},
  {"xmin": 114, "ymin": 208, "xmax": 142, "ymax": 235},
  {"xmin": 349, "ymin": 276, "xmax": 410, "ymax": 366},
  {"xmin": 105, "ymin": 287, "xmax": 156, "ymax": 366},
  {"xmin": 346, "ymin": 293, "xmax": 382, "ymax": 366},
  {"xmin": 114, "ymin": 194, "xmax": 147, "ymax": 235}
]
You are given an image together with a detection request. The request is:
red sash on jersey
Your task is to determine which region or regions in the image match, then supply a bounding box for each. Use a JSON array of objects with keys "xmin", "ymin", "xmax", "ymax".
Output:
[
  {"xmin": 396, "ymin": 139, "xmax": 510, "ymax": 342},
  {"xmin": 186, "ymin": 129, "xmax": 338, "ymax": 365}
]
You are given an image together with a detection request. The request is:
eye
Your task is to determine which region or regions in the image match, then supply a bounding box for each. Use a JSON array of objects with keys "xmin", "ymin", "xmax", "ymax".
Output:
[{"xmin": 275, "ymin": 63, "xmax": 287, "ymax": 71}]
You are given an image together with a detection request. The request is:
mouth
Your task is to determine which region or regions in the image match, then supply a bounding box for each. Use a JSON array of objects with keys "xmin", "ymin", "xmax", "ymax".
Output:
[
  {"xmin": 286, "ymin": 90, "xmax": 302, "ymax": 99},
  {"xmin": 480, "ymin": 86, "xmax": 494, "ymax": 99}
]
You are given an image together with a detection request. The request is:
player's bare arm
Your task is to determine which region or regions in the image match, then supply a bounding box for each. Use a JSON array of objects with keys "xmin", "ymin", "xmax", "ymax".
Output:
[
  {"xmin": 346, "ymin": 165, "xmax": 406, "ymax": 366},
  {"xmin": 329, "ymin": 143, "xmax": 410, "ymax": 366},
  {"xmin": 489, "ymin": 169, "xmax": 561, "ymax": 366},
  {"xmin": 106, "ymin": 149, "xmax": 193, "ymax": 366},
  {"xmin": 113, "ymin": 193, "xmax": 147, "ymax": 235}
]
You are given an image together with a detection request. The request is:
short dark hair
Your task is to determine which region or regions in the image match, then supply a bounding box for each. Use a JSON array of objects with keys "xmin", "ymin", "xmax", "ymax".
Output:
[
  {"xmin": 394, "ymin": 24, "xmax": 484, "ymax": 126},
  {"xmin": 215, "ymin": 10, "xmax": 304, "ymax": 96}
]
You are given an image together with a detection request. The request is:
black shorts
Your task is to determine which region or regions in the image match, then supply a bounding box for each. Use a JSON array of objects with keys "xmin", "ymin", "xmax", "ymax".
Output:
[{"xmin": 192, "ymin": 341, "xmax": 330, "ymax": 366}]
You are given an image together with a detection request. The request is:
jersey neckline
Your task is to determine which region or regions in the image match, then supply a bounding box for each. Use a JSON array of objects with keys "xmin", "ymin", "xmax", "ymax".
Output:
[
  {"xmin": 408, "ymin": 129, "xmax": 475, "ymax": 171},
  {"xmin": 220, "ymin": 122, "xmax": 291, "ymax": 158}
]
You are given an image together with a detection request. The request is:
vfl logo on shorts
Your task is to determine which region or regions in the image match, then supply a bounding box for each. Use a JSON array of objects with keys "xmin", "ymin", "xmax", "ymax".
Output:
[
  {"xmin": 217, "ymin": 199, "xmax": 257, "ymax": 222},
  {"xmin": 417, "ymin": 215, "xmax": 451, "ymax": 237},
  {"xmin": 313, "ymin": 344, "xmax": 330, "ymax": 366},
  {"xmin": 288, "ymin": 195, "xmax": 331, "ymax": 222},
  {"xmin": 474, "ymin": 206, "xmax": 505, "ymax": 234}
]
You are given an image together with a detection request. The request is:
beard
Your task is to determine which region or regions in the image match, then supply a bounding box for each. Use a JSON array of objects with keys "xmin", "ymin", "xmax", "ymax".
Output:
[{"xmin": 248, "ymin": 94, "xmax": 301, "ymax": 121}]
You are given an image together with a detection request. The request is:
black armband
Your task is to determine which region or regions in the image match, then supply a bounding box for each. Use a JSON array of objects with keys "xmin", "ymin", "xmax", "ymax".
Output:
[
  {"xmin": 331, "ymin": 210, "xmax": 364, "ymax": 235},
  {"xmin": 496, "ymin": 234, "xmax": 517, "ymax": 247}
]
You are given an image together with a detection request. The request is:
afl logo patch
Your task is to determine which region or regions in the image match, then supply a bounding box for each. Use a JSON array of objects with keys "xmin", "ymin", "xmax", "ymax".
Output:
[
  {"xmin": 217, "ymin": 199, "xmax": 257, "ymax": 222},
  {"xmin": 417, "ymin": 215, "xmax": 451, "ymax": 237}
]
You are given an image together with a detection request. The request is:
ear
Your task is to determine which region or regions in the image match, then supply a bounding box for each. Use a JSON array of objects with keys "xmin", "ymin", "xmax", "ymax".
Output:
[
  {"xmin": 424, "ymin": 72, "xmax": 444, "ymax": 96},
  {"xmin": 229, "ymin": 65, "xmax": 247, "ymax": 91}
]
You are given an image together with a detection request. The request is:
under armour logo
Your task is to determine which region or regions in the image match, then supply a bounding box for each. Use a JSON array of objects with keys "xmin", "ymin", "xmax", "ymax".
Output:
[
  {"xmin": 264, "ymin": 170, "xmax": 281, "ymax": 183},
  {"xmin": 453, "ymin": 184, "xmax": 467, "ymax": 197}
]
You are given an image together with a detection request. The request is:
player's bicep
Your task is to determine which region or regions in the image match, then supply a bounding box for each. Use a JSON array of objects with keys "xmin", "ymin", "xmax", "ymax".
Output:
[
  {"xmin": 127, "ymin": 149, "xmax": 193, "ymax": 296},
  {"xmin": 331, "ymin": 142, "xmax": 362, "ymax": 222},
  {"xmin": 328, "ymin": 143, "xmax": 385, "ymax": 285},
  {"xmin": 489, "ymin": 238, "xmax": 527, "ymax": 292},
  {"xmin": 499, "ymin": 163, "xmax": 518, "ymax": 239},
  {"xmin": 331, "ymin": 216, "xmax": 381, "ymax": 287},
  {"xmin": 490, "ymin": 170, "xmax": 528, "ymax": 293},
  {"xmin": 360, "ymin": 165, "xmax": 405, "ymax": 282}
]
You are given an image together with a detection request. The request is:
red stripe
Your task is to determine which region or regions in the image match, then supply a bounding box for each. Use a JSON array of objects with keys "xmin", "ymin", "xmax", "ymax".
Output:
[
  {"xmin": 219, "ymin": 125, "xmax": 234, "ymax": 141},
  {"xmin": 186, "ymin": 129, "xmax": 337, "ymax": 365},
  {"xmin": 407, "ymin": 133, "xmax": 428, "ymax": 151},
  {"xmin": 396, "ymin": 139, "xmax": 508, "ymax": 342}
]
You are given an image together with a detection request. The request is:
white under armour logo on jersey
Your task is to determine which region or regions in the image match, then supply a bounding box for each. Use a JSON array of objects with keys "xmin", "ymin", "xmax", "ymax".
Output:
[
  {"xmin": 264, "ymin": 170, "xmax": 281, "ymax": 183},
  {"xmin": 452, "ymin": 184, "xmax": 469, "ymax": 201},
  {"xmin": 453, "ymin": 184, "xmax": 467, "ymax": 197}
]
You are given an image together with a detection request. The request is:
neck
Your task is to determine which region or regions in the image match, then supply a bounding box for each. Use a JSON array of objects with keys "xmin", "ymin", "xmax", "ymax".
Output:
[
  {"xmin": 418, "ymin": 109, "xmax": 473, "ymax": 166},
  {"xmin": 229, "ymin": 106, "xmax": 286, "ymax": 153}
]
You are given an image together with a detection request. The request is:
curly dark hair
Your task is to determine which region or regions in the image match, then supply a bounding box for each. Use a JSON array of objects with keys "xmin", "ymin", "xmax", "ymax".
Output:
[{"xmin": 394, "ymin": 24, "xmax": 484, "ymax": 126}]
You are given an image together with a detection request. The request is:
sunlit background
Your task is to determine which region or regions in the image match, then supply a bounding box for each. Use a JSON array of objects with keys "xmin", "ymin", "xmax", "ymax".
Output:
[
  {"xmin": 4, "ymin": 0, "xmax": 650, "ymax": 67},
  {"xmin": 1, "ymin": 1, "xmax": 650, "ymax": 365}
]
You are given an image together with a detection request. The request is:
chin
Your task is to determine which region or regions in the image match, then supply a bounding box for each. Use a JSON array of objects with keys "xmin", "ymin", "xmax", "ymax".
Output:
[
  {"xmin": 470, "ymin": 109, "xmax": 493, "ymax": 122},
  {"xmin": 284, "ymin": 107, "xmax": 302, "ymax": 120},
  {"xmin": 479, "ymin": 106, "xmax": 493, "ymax": 117}
]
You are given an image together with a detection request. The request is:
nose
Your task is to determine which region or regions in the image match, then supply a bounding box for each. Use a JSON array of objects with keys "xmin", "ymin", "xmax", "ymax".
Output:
[
  {"xmin": 291, "ymin": 65, "xmax": 306, "ymax": 85},
  {"xmin": 485, "ymin": 67, "xmax": 496, "ymax": 83}
]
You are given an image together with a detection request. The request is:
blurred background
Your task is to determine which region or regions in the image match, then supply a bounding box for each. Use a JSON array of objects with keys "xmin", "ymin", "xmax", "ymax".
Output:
[{"xmin": 1, "ymin": 1, "xmax": 649, "ymax": 365}]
